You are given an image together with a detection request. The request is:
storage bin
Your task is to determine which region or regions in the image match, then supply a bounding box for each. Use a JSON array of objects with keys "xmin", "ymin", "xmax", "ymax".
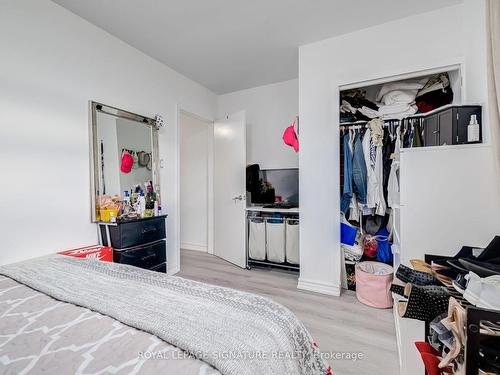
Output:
[
  {"xmin": 266, "ymin": 220, "xmax": 285, "ymax": 263},
  {"xmin": 248, "ymin": 219, "xmax": 266, "ymax": 261},
  {"xmin": 355, "ymin": 261, "xmax": 394, "ymax": 308},
  {"xmin": 341, "ymin": 218, "xmax": 358, "ymax": 246},
  {"xmin": 285, "ymin": 219, "xmax": 299, "ymax": 264}
]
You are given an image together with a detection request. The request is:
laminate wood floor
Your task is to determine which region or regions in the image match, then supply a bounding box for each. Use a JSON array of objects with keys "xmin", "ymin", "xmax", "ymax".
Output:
[{"xmin": 178, "ymin": 249, "xmax": 400, "ymax": 375}]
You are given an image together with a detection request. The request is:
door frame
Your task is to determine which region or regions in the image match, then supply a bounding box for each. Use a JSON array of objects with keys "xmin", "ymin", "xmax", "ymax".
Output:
[{"xmin": 176, "ymin": 107, "xmax": 215, "ymax": 272}]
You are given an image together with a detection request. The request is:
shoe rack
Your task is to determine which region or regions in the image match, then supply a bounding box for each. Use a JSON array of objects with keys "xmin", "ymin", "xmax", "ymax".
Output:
[
  {"xmin": 465, "ymin": 306, "xmax": 500, "ymax": 374},
  {"xmin": 424, "ymin": 254, "xmax": 500, "ymax": 375}
]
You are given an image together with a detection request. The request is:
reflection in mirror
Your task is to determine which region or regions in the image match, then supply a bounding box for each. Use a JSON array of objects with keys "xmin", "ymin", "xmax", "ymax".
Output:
[
  {"xmin": 96, "ymin": 113, "xmax": 153, "ymax": 196},
  {"xmin": 90, "ymin": 102, "xmax": 161, "ymax": 223}
]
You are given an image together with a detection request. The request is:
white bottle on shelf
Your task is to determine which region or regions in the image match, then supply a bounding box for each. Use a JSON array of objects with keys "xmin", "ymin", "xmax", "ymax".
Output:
[
  {"xmin": 138, "ymin": 191, "xmax": 146, "ymax": 218},
  {"xmin": 467, "ymin": 114, "xmax": 480, "ymax": 143}
]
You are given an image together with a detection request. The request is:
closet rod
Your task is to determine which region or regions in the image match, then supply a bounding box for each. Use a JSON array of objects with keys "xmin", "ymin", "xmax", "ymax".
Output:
[{"xmin": 339, "ymin": 121, "xmax": 401, "ymax": 129}]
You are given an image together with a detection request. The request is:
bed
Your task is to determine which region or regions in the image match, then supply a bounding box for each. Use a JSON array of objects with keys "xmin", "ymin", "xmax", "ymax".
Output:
[{"xmin": 0, "ymin": 256, "xmax": 331, "ymax": 375}]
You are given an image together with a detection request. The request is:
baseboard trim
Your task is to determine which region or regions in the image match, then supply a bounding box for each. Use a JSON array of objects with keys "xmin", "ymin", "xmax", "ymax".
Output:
[
  {"xmin": 181, "ymin": 242, "xmax": 208, "ymax": 252},
  {"xmin": 168, "ymin": 264, "xmax": 180, "ymax": 275},
  {"xmin": 297, "ymin": 277, "xmax": 341, "ymax": 296}
]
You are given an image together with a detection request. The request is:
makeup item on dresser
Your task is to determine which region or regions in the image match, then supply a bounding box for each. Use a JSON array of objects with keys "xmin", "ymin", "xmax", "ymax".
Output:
[{"xmin": 138, "ymin": 191, "xmax": 146, "ymax": 218}]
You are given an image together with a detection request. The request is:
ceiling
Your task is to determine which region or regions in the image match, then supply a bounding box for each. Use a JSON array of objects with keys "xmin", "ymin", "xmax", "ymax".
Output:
[{"xmin": 52, "ymin": 0, "xmax": 462, "ymax": 94}]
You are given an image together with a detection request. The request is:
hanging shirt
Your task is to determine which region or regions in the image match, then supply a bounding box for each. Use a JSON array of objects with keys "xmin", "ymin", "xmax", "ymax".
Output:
[
  {"xmin": 388, "ymin": 125, "xmax": 401, "ymax": 208},
  {"xmin": 362, "ymin": 126, "xmax": 387, "ymax": 216}
]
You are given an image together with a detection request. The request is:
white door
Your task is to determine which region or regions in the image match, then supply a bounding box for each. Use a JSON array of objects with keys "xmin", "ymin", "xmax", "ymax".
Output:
[{"xmin": 214, "ymin": 111, "xmax": 246, "ymax": 268}]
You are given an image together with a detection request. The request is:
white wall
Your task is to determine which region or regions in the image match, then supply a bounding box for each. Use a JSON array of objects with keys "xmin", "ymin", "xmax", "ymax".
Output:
[
  {"xmin": 297, "ymin": 1, "xmax": 498, "ymax": 295},
  {"xmin": 180, "ymin": 112, "xmax": 209, "ymax": 252},
  {"xmin": 0, "ymin": 0, "xmax": 217, "ymax": 272},
  {"xmin": 217, "ymin": 79, "xmax": 298, "ymax": 169}
]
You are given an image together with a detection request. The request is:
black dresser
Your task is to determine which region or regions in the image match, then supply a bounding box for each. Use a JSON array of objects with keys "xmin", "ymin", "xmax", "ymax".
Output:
[{"xmin": 98, "ymin": 215, "xmax": 167, "ymax": 273}]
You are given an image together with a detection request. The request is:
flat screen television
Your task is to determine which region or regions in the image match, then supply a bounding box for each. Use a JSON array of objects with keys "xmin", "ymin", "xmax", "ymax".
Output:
[{"xmin": 250, "ymin": 168, "xmax": 299, "ymax": 206}]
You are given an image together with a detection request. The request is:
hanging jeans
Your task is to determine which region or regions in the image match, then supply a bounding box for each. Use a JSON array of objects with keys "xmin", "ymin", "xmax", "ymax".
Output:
[
  {"xmin": 352, "ymin": 132, "xmax": 367, "ymax": 205},
  {"xmin": 340, "ymin": 133, "xmax": 353, "ymax": 214}
]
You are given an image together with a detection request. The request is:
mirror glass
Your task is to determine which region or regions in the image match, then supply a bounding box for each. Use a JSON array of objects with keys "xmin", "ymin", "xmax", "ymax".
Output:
[
  {"xmin": 96, "ymin": 112, "xmax": 153, "ymax": 196},
  {"xmin": 90, "ymin": 102, "xmax": 160, "ymax": 222}
]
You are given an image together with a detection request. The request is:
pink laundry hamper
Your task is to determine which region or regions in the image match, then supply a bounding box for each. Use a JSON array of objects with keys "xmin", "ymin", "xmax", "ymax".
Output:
[{"xmin": 355, "ymin": 261, "xmax": 394, "ymax": 309}]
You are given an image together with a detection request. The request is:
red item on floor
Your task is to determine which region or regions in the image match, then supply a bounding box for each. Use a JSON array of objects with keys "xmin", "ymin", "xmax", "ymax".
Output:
[
  {"xmin": 419, "ymin": 353, "xmax": 453, "ymax": 375},
  {"xmin": 58, "ymin": 245, "xmax": 113, "ymax": 262},
  {"xmin": 414, "ymin": 341, "xmax": 440, "ymax": 356}
]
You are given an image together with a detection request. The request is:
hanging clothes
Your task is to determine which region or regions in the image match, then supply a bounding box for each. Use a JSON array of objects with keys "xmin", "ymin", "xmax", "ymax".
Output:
[
  {"xmin": 340, "ymin": 132, "xmax": 353, "ymax": 214},
  {"xmin": 363, "ymin": 121, "xmax": 387, "ymax": 216},
  {"xmin": 388, "ymin": 125, "xmax": 401, "ymax": 208},
  {"xmin": 352, "ymin": 130, "xmax": 367, "ymax": 205},
  {"xmin": 382, "ymin": 123, "xmax": 397, "ymax": 203}
]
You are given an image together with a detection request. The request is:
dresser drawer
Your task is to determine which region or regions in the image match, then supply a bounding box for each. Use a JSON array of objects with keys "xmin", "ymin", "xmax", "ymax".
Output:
[
  {"xmin": 113, "ymin": 240, "xmax": 166, "ymax": 270},
  {"xmin": 105, "ymin": 216, "xmax": 166, "ymax": 249},
  {"xmin": 150, "ymin": 262, "xmax": 167, "ymax": 273}
]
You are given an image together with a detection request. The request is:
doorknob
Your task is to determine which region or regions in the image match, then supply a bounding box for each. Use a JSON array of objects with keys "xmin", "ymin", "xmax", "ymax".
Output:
[{"xmin": 232, "ymin": 194, "xmax": 245, "ymax": 202}]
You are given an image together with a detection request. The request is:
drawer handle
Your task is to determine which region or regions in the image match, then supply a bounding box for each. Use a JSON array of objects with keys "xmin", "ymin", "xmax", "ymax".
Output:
[
  {"xmin": 141, "ymin": 226, "xmax": 157, "ymax": 234},
  {"xmin": 140, "ymin": 254, "xmax": 156, "ymax": 262}
]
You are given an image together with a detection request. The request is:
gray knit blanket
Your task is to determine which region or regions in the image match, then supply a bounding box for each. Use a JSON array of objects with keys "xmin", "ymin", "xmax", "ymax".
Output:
[{"xmin": 0, "ymin": 256, "xmax": 330, "ymax": 375}]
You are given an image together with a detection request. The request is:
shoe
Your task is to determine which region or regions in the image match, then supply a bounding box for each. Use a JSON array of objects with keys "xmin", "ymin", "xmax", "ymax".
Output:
[
  {"xmin": 408, "ymin": 260, "xmax": 453, "ymax": 286},
  {"xmin": 477, "ymin": 236, "xmax": 500, "ymax": 262},
  {"xmin": 390, "ymin": 283, "xmax": 405, "ymax": 296},
  {"xmin": 438, "ymin": 298, "xmax": 466, "ymax": 368},
  {"xmin": 480, "ymin": 338, "xmax": 500, "ymax": 372},
  {"xmin": 435, "ymin": 266, "xmax": 461, "ymax": 280},
  {"xmin": 433, "ymin": 246, "xmax": 481, "ymax": 268},
  {"xmin": 414, "ymin": 341, "xmax": 440, "ymax": 356},
  {"xmin": 446, "ymin": 259, "xmax": 469, "ymax": 273},
  {"xmin": 459, "ymin": 258, "xmax": 500, "ymax": 278},
  {"xmin": 410, "ymin": 259, "xmax": 433, "ymax": 273},
  {"xmin": 463, "ymin": 272, "xmax": 500, "ymax": 310},
  {"xmin": 481, "ymin": 321, "xmax": 500, "ymax": 336},
  {"xmin": 430, "ymin": 314, "xmax": 455, "ymax": 350},
  {"xmin": 398, "ymin": 284, "xmax": 450, "ymax": 322},
  {"xmin": 419, "ymin": 353, "xmax": 453, "ymax": 375},
  {"xmin": 452, "ymin": 273, "xmax": 468, "ymax": 294},
  {"xmin": 396, "ymin": 264, "xmax": 439, "ymax": 286}
]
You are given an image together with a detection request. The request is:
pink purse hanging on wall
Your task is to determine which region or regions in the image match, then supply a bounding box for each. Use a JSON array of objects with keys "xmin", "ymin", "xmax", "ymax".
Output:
[{"xmin": 282, "ymin": 116, "xmax": 299, "ymax": 152}]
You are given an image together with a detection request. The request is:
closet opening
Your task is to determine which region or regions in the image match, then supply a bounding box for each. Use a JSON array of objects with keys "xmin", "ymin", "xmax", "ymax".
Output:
[{"xmin": 338, "ymin": 64, "xmax": 477, "ymax": 294}]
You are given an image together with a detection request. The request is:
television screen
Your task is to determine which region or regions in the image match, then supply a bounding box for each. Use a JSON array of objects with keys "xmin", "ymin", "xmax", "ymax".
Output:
[{"xmin": 251, "ymin": 168, "xmax": 299, "ymax": 205}]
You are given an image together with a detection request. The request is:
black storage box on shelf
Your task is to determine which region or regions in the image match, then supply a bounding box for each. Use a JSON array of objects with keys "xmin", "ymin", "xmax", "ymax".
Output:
[{"xmin": 423, "ymin": 105, "xmax": 482, "ymax": 146}]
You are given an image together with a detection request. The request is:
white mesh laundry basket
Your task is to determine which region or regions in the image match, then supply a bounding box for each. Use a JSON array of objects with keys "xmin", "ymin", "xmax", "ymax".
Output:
[
  {"xmin": 285, "ymin": 220, "xmax": 299, "ymax": 264},
  {"xmin": 266, "ymin": 220, "xmax": 285, "ymax": 263},
  {"xmin": 248, "ymin": 220, "xmax": 266, "ymax": 261}
]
